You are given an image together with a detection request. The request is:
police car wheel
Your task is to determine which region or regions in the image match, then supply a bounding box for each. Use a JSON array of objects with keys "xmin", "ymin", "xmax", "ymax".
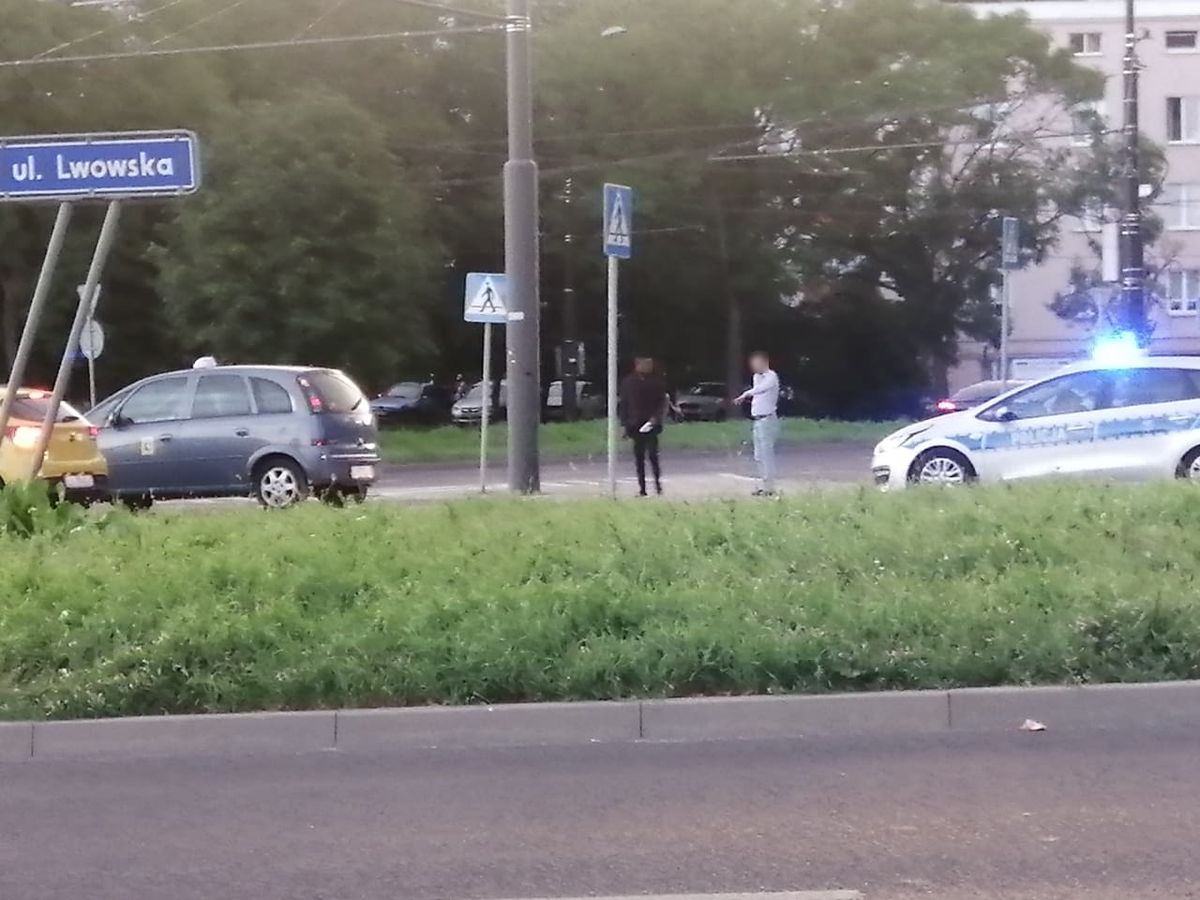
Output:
[
  {"xmin": 909, "ymin": 449, "xmax": 974, "ymax": 487},
  {"xmin": 1178, "ymin": 447, "xmax": 1200, "ymax": 481}
]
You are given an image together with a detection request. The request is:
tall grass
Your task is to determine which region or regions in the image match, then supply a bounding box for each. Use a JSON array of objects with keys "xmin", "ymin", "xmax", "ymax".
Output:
[
  {"xmin": 380, "ymin": 418, "xmax": 902, "ymax": 464},
  {"xmin": 2, "ymin": 482, "xmax": 1199, "ymax": 720}
]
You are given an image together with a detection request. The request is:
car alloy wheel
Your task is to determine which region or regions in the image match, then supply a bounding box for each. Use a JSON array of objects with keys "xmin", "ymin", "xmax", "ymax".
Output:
[
  {"xmin": 915, "ymin": 453, "xmax": 968, "ymax": 486},
  {"xmin": 258, "ymin": 463, "xmax": 306, "ymax": 509},
  {"xmin": 1186, "ymin": 452, "xmax": 1200, "ymax": 481}
]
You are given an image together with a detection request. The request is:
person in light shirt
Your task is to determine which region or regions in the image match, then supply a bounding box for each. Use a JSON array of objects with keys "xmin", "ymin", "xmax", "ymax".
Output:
[{"xmin": 734, "ymin": 351, "xmax": 780, "ymax": 496}]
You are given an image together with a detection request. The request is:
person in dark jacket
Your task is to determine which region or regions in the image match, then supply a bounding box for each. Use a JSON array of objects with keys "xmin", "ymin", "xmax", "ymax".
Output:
[{"xmin": 620, "ymin": 357, "xmax": 668, "ymax": 496}]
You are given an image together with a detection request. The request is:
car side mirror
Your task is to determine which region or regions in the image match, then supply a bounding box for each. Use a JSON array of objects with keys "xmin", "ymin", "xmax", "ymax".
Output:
[
  {"xmin": 995, "ymin": 407, "xmax": 1018, "ymax": 423},
  {"xmin": 110, "ymin": 412, "xmax": 129, "ymax": 430}
]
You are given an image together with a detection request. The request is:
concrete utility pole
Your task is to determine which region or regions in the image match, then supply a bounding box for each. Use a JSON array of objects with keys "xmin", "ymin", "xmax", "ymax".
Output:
[
  {"xmin": 561, "ymin": 177, "xmax": 580, "ymax": 422},
  {"xmin": 1120, "ymin": 0, "xmax": 1147, "ymax": 341},
  {"xmin": 504, "ymin": 0, "xmax": 541, "ymax": 493}
]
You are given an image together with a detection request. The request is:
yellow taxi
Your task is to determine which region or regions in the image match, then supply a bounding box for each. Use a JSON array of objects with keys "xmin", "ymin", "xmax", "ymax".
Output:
[{"xmin": 0, "ymin": 388, "xmax": 109, "ymax": 503}]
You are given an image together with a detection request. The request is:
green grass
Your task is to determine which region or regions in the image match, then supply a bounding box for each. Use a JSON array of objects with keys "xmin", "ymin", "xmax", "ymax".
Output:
[
  {"xmin": 379, "ymin": 418, "xmax": 902, "ymax": 464},
  {"xmin": 3, "ymin": 481, "xmax": 1200, "ymax": 720}
]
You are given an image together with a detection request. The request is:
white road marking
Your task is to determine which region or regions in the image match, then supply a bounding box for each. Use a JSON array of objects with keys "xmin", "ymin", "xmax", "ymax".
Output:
[{"xmin": 493, "ymin": 893, "xmax": 863, "ymax": 900}]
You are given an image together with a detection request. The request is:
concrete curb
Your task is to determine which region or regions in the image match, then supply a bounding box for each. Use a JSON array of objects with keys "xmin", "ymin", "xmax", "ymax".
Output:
[{"xmin": 3, "ymin": 680, "xmax": 1198, "ymax": 763}]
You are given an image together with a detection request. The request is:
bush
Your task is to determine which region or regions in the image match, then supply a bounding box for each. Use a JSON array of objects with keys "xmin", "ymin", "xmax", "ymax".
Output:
[
  {"xmin": 0, "ymin": 482, "xmax": 86, "ymax": 539},
  {"xmin": 1, "ymin": 482, "xmax": 1199, "ymax": 720}
]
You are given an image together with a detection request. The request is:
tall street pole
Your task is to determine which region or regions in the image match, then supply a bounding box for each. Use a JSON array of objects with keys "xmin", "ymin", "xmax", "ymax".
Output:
[
  {"xmin": 505, "ymin": 0, "xmax": 541, "ymax": 493},
  {"xmin": 562, "ymin": 177, "xmax": 579, "ymax": 421},
  {"xmin": 1121, "ymin": 0, "xmax": 1147, "ymax": 341}
]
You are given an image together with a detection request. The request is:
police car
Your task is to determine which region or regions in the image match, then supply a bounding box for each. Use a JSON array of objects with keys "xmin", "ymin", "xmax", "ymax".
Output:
[{"xmin": 872, "ymin": 355, "xmax": 1200, "ymax": 490}]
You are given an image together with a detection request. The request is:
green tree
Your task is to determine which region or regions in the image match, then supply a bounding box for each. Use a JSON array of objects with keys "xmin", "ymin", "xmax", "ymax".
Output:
[{"xmin": 155, "ymin": 90, "xmax": 439, "ymax": 389}]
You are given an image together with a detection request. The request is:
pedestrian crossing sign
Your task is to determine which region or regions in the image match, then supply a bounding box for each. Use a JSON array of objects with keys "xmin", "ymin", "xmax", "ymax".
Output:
[
  {"xmin": 603, "ymin": 183, "xmax": 633, "ymax": 259},
  {"xmin": 464, "ymin": 272, "xmax": 509, "ymax": 324}
]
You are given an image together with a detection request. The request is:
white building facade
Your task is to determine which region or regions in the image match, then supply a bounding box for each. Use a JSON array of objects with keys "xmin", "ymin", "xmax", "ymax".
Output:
[{"xmin": 956, "ymin": 0, "xmax": 1200, "ymax": 386}]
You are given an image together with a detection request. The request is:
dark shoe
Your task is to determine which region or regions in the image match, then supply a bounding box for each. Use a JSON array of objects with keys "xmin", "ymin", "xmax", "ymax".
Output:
[{"xmin": 655, "ymin": 482, "xmax": 663, "ymax": 495}]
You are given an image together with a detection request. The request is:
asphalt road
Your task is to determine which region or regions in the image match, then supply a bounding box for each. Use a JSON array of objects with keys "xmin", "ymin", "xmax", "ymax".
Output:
[
  {"xmin": 372, "ymin": 442, "xmax": 871, "ymax": 503},
  {"xmin": 4, "ymin": 726, "xmax": 1200, "ymax": 900}
]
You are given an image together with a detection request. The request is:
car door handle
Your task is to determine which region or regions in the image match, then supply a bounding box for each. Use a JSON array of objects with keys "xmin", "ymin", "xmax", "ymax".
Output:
[
  {"xmin": 235, "ymin": 429, "xmax": 250, "ymax": 437},
  {"xmin": 158, "ymin": 434, "xmax": 174, "ymax": 443}
]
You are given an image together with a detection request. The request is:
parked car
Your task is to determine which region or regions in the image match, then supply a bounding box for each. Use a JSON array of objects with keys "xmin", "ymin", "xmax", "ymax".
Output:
[
  {"xmin": 451, "ymin": 380, "xmax": 507, "ymax": 426},
  {"xmin": 370, "ymin": 381, "xmax": 453, "ymax": 427},
  {"xmin": 89, "ymin": 366, "xmax": 378, "ymax": 508},
  {"xmin": 872, "ymin": 356, "xmax": 1200, "ymax": 490},
  {"xmin": 544, "ymin": 380, "xmax": 605, "ymax": 421},
  {"xmin": 926, "ymin": 380, "xmax": 1027, "ymax": 417},
  {"xmin": 677, "ymin": 382, "xmax": 728, "ymax": 421},
  {"xmin": 0, "ymin": 388, "xmax": 108, "ymax": 503}
]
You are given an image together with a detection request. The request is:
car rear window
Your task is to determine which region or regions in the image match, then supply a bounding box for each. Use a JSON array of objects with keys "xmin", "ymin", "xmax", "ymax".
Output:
[
  {"xmin": 11, "ymin": 396, "xmax": 83, "ymax": 423},
  {"xmin": 303, "ymin": 371, "xmax": 366, "ymax": 414}
]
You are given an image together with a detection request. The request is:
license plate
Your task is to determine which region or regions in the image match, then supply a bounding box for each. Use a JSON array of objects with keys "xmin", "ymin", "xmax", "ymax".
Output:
[
  {"xmin": 63, "ymin": 474, "xmax": 94, "ymax": 489},
  {"xmin": 350, "ymin": 465, "xmax": 375, "ymax": 481}
]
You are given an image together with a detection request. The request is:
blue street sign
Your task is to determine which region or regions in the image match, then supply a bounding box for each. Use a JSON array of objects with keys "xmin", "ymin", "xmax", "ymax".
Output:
[
  {"xmin": 603, "ymin": 183, "xmax": 633, "ymax": 259},
  {"xmin": 464, "ymin": 272, "xmax": 509, "ymax": 324},
  {"xmin": 0, "ymin": 131, "xmax": 200, "ymax": 202}
]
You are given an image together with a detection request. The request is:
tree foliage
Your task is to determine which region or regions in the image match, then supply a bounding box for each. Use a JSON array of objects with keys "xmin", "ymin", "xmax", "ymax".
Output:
[{"xmin": 0, "ymin": 0, "xmax": 1144, "ymax": 410}]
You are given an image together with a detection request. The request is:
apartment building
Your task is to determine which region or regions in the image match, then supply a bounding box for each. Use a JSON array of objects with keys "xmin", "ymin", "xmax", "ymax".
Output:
[{"xmin": 955, "ymin": 0, "xmax": 1200, "ymax": 387}]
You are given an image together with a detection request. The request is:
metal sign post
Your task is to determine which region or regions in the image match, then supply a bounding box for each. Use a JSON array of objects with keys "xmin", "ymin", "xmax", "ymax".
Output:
[
  {"xmin": 0, "ymin": 202, "xmax": 73, "ymax": 446},
  {"xmin": 30, "ymin": 202, "xmax": 122, "ymax": 479},
  {"xmin": 1000, "ymin": 216, "xmax": 1020, "ymax": 385},
  {"xmin": 465, "ymin": 272, "xmax": 509, "ymax": 494},
  {"xmin": 603, "ymin": 183, "xmax": 633, "ymax": 497},
  {"xmin": 0, "ymin": 130, "xmax": 201, "ymax": 484}
]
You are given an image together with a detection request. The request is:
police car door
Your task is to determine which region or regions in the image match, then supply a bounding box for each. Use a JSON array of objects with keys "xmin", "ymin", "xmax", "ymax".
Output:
[
  {"xmin": 973, "ymin": 370, "xmax": 1110, "ymax": 482},
  {"xmin": 1094, "ymin": 366, "xmax": 1200, "ymax": 480}
]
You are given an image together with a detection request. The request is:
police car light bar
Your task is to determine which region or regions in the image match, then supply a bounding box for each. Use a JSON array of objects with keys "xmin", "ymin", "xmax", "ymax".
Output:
[{"xmin": 1091, "ymin": 331, "xmax": 1143, "ymax": 368}]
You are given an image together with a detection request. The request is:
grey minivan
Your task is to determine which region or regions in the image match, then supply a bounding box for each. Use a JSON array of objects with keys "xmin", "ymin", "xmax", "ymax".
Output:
[{"xmin": 89, "ymin": 366, "xmax": 379, "ymax": 508}]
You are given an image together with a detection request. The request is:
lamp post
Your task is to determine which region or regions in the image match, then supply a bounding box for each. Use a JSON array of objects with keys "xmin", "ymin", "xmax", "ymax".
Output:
[
  {"xmin": 504, "ymin": 0, "xmax": 541, "ymax": 494},
  {"xmin": 1120, "ymin": 0, "xmax": 1147, "ymax": 341}
]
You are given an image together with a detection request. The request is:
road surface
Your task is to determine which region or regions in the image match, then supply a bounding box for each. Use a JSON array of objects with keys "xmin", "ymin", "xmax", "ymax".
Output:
[
  {"xmin": 372, "ymin": 442, "xmax": 871, "ymax": 503},
  {"xmin": 4, "ymin": 725, "xmax": 1200, "ymax": 899}
]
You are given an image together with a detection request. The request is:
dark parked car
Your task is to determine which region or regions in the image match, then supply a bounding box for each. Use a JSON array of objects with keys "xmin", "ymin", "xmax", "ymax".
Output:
[
  {"xmin": 370, "ymin": 381, "xmax": 452, "ymax": 427},
  {"xmin": 926, "ymin": 379, "xmax": 1026, "ymax": 417},
  {"xmin": 89, "ymin": 366, "xmax": 379, "ymax": 508},
  {"xmin": 451, "ymin": 380, "xmax": 507, "ymax": 426}
]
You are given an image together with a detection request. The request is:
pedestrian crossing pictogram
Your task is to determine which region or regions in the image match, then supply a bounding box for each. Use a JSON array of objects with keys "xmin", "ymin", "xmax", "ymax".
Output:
[{"xmin": 464, "ymin": 273, "xmax": 509, "ymax": 324}]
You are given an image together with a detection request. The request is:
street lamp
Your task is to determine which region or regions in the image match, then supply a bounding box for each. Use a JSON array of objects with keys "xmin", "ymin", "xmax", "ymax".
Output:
[{"xmin": 504, "ymin": 0, "xmax": 541, "ymax": 494}]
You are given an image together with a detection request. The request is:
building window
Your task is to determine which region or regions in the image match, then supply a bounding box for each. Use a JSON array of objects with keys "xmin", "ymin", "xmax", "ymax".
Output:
[
  {"xmin": 1166, "ymin": 30, "xmax": 1199, "ymax": 52},
  {"xmin": 1069, "ymin": 32, "xmax": 1103, "ymax": 56},
  {"xmin": 1070, "ymin": 100, "xmax": 1105, "ymax": 145},
  {"xmin": 1166, "ymin": 269, "xmax": 1200, "ymax": 316},
  {"xmin": 1160, "ymin": 184, "xmax": 1200, "ymax": 230},
  {"xmin": 1168, "ymin": 97, "xmax": 1200, "ymax": 142}
]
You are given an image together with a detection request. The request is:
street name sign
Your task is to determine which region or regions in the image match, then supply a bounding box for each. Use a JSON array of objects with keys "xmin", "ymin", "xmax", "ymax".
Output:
[{"xmin": 0, "ymin": 131, "xmax": 201, "ymax": 202}]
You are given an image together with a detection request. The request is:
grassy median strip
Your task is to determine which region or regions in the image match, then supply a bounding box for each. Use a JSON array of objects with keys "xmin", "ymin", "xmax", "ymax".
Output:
[
  {"xmin": 378, "ymin": 418, "xmax": 901, "ymax": 464},
  {"xmin": 2, "ymin": 482, "xmax": 1200, "ymax": 719}
]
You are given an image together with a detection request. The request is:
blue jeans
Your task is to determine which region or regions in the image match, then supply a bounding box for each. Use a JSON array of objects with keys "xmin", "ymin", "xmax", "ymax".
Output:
[{"xmin": 752, "ymin": 415, "xmax": 780, "ymax": 492}]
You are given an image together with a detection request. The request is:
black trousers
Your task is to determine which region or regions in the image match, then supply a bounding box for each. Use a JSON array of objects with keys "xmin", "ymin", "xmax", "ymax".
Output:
[{"xmin": 626, "ymin": 425, "xmax": 662, "ymax": 493}]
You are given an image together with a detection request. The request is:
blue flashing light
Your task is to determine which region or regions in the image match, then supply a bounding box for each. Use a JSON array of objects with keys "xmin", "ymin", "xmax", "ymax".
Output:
[{"xmin": 1091, "ymin": 331, "xmax": 1144, "ymax": 368}]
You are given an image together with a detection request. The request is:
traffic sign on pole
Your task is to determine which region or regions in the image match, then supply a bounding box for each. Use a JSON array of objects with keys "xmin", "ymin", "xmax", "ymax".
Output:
[
  {"xmin": 464, "ymin": 272, "xmax": 509, "ymax": 324},
  {"xmin": 0, "ymin": 131, "xmax": 201, "ymax": 203},
  {"xmin": 79, "ymin": 320, "xmax": 105, "ymax": 361},
  {"xmin": 1001, "ymin": 216, "xmax": 1020, "ymax": 270},
  {"xmin": 603, "ymin": 183, "xmax": 633, "ymax": 259}
]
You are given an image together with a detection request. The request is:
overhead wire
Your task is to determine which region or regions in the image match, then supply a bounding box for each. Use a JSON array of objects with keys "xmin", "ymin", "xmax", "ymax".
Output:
[
  {"xmin": 32, "ymin": 0, "xmax": 199, "ymax": 60},
  {"xmin": 148, "ymin": 0, "xmax": 260, "ymax": 47},
  {"xmin": 0, "ymin": 24, "xmax": 506, "ymax": 69}
]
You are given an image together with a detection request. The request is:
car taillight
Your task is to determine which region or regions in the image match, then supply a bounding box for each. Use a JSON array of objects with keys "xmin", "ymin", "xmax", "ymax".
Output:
[
  {"xmin": 935, "ymin": 400, "xmax": 958, "ymax": 413},
  {"xmin": 297, "ymin": 377, "xmax": 323, "ymax": 413},
  {"xmin": 5, "ymin": 426, "xmax": 40, "ymax": 449},
  {"xmin": 88, "ymin": 426, "xmax": 99, "ymax": 438}
]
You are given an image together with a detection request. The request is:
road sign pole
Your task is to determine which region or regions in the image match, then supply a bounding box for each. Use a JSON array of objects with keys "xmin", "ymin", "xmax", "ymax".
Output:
[
  {"xmin": 0, "ymin": 201, "xmax": 73, "ymax": 451},
  {"xmin": 1000, "ymin": 270, "xmax": 1011, "ymax": 385},
  {"xmin": 479, "ymin": 322, "xmax": 493, "ymax": 494},
  {"xmin": 31, "ymin": 201, "xmax": 121, "ymax": 480},
  {"xmin": 504, "ymin": 0, "xmax": 541, "ymax": 495},
  {"xmin": 607, "ymin": 254, "xmax": 619, "ymax": 497}
]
